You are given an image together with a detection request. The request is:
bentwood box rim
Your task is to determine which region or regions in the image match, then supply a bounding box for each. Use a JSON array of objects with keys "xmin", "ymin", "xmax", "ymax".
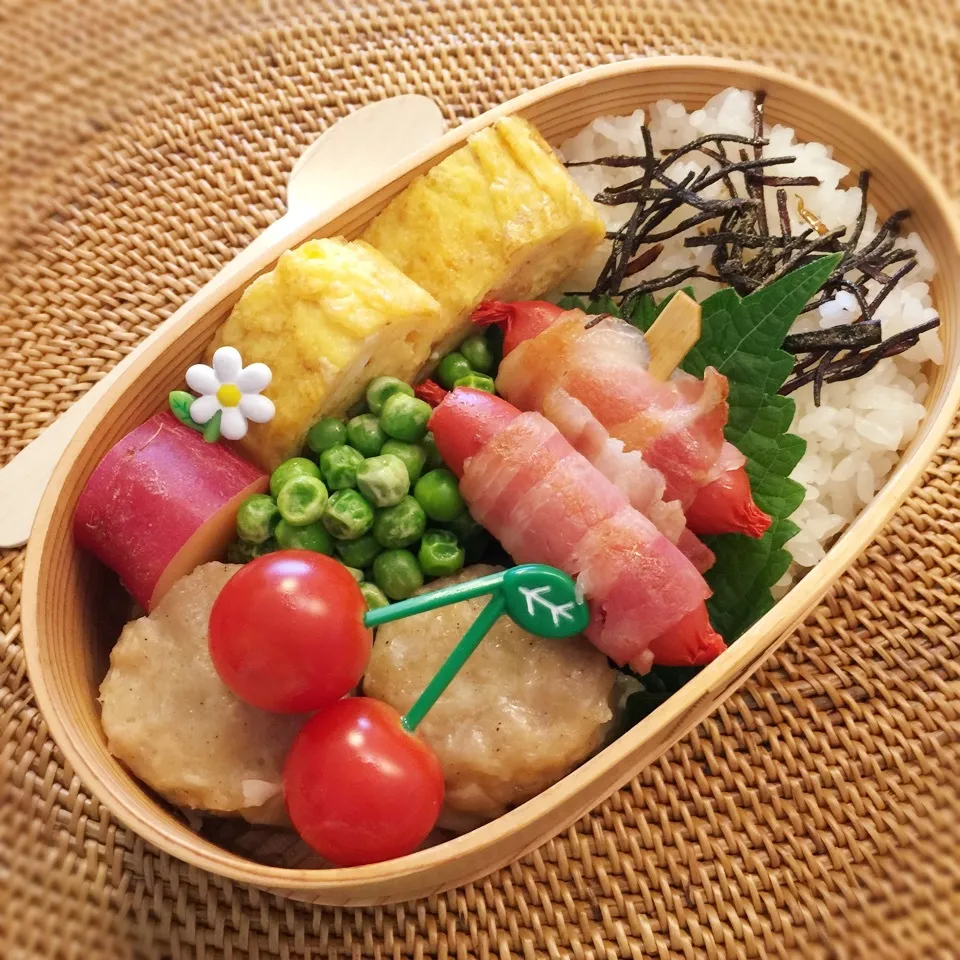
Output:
[{"xmin": 22, "ymin": 56, "xmax": 960, "ymax": 906}]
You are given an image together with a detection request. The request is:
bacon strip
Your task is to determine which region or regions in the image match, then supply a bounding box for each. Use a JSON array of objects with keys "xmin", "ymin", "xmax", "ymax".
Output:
[
  {"xmin": 494, "ymin": 307, "xmax": 769, "ymax": 537},
  {"xmin": 538, "ymin": 388, "xmax": 713, "ymax": 571},
  {"xmin": 433, "ymin": 389, "xmax": 725, "ymax": 671}
]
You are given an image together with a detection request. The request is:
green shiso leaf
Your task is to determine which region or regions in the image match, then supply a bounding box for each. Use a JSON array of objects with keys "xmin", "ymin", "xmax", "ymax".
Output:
[
  {"xmin": 586, "ymin": 293, "xmax": 620, "ymax": 316},
  {"xmin": 619, "ymin": 664, "xmax": 702, "ymax": 726},
  {"xmin": 575, "ymin": 252, "xmax": 841, "ymax": 642},
  {"xmin": 684, "ymin": 254, "xmax": 840, "ymax": 640},
  {"xmin": 556, "ymin": 293, "xmax": 623, "ymax": 316}
]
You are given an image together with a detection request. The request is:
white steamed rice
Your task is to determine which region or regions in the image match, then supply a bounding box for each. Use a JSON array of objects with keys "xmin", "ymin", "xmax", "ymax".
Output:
[{"xmin": 557, "ymin": 88, "xmax": 942, "ymax": 587}]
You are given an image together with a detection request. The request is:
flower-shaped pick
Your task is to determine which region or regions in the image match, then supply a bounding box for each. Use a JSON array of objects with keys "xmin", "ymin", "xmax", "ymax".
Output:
[{"xmin": 170, "ymin": 347, "xmax": 275, "ymax": 443}]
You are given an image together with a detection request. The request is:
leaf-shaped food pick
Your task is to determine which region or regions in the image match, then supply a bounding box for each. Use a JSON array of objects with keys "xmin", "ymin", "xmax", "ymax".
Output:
[
  {"xmin": 168, "ymin": 390, "xmax": 205, "ymax": 433},
  {"xmin": 363, "ymin": 564, "xmax": 590, "ymax": 731}
]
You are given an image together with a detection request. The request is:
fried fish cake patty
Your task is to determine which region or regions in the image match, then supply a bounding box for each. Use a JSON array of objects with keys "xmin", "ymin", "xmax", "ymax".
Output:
[
  {"xmin": 100, "ymin": 562, "xmax": 306, "ymax": 825},
  {"xmin": 363, "ymin": 565, "xmax": 617, "ymax": 827}
]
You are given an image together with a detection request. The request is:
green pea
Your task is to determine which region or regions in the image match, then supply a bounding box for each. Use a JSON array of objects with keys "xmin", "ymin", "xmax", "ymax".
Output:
[
  {"xmin": 453, "ymin": 373, "xmax": 496, "ymax": 393},
  {"xmin": 360, "ymin": 582, "xmax": 390, "ymax": 611},
  {"xmin": 276, "ymin": 474, "xmax": 329, "ymax": 526},
  {"xmin": 344, "ymin": 565, "xmax": 364, "ymax": 583},
  {"xmin": 319, "ymin": 444, "xmax": 364, "ymax": 490},
  {"xmin": 366, "ymin": 376, "xmax": 414, "ymax": 416},
  {"xmin": 335, "ymin": 533, "xmax": 382, "ymax": 568},
  {"xmin": 436, "ymin": 351, "xmax": 473, "ymax": 389},
  {"xmin": 322, "ymin": 489, "xmax": 375, "ymax": 540},
  {"xmin": 226, "ymin": 539, "xmax": 258, "ymax": 564},
  {"xmin": 443, "ymin": 510, "xmax": 491, "ymax": 564},
  {"xmin": 236, "ymin": 494, "xmax": 280, "ymax": 544},
  {"xmin": 414, "ymin": 468, "xmax": 465, "ymax": 522},
  {"xmin": 422, "ymin": 432, "xmax": 444, "ymax": 470},
  {"xmin": 373, "ymin": 496, "xmax": 426, "ymax": 549},
  {"xmin": 379, "ymin": 393, "xmax": 432, "ymax": 443},
  {"xmin": 373, "ymin": 549, "xmax": 424, "ymax": 600},
  {"xmin": 460, "ymin": 333, "xmax": 495, "ymax": 374},
  {"xmin": 275, "ymin": 519, "xmax": 334, "ymax": 554},
  {"xmin": 253, "ymin": 538, "xmax": 279, "ymax": 557},
  {"xmin": 418, "ymin": 529, "xmax": 465, "ymax": 577},
  {"xmin": 346, "ymin": 414, "xmax": 386, "ymax": 457},
  {"xmin": 306, "ymin": 418, "xmax": 347, "ymax": 455},
  {"xmin": 356, "ymin": 454, "xmax": 410, "ymax": 508},
  {"xmin": 269, "ymin": 457, "xmax": 321, "ymax": 498},
  {"xmin": 380, "ymin": 439, "xmax": 428, "ymax": 484}
]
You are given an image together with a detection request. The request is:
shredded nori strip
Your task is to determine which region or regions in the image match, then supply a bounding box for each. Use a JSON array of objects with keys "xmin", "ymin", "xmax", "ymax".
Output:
[
  {"xmin": 777, "ymin": 188, "xmax": 792, "ymax": 237},
  {"xmin": 782, "ymin": 323, "xmax": 882, "ymax": 354},
  {"xmin": 582, "ymin": 313, "xmax": 611, "ymax": 330},
  {"xmin": 780, "ymin": 318, "xmax": 941, "ymax": 395},
  {"xmin": 565, "ymin": 91, "xmax": 939, "ymax": 405},
  {"xmin": 565, "ymin": 155, "xmax": 655, "ymax": 169},
  {"xmin": 748, "ymin": 93, "xmax": 768, "ymax": 238},
  {"xmin": 760, "ymin": 175, "xmax": 821, "ymax": 187},
  {"xmin": 619, "ymin": 267, "xmax": 721, "ymax": 313}
]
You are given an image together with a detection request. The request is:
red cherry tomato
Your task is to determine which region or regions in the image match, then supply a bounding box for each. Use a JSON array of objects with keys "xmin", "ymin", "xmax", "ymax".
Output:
[
  {"xmin": 284, "ymin": 697, "xmax": 444, "ymax": 866},
  {"xmin": 209, "ymin": 551, "xmax": 371, "ymax": 713}
]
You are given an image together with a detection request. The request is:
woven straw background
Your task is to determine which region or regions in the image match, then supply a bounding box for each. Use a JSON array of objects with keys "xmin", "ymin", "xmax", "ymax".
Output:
[{"xmin": 3, "ymin": 1, "xmax": 960, "ymax": 958}]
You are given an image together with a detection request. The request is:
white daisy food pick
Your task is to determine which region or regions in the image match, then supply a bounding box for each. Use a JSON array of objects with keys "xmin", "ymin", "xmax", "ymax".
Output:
[{"xmin": 168, "ymin": 346, "xmax": 275, "ymax": 443}]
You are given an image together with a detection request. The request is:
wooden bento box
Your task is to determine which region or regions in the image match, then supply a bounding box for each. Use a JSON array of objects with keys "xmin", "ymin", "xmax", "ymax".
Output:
[{"xmin": 22, "ymin": 58, "xmax": 960, "ymax": 906}]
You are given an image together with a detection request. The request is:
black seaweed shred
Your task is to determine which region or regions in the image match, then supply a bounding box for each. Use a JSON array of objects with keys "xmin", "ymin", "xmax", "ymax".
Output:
[
  {"xmin": 563, "ymin": 93, "xmax": 940, "ymax": 405},
  {"xmin": 782, "ymin": 323, "xmax": 882, "ymax": 354},
  {"xmin": 780, "ymin": 318, "xmax": 941, "ymax": 395},
  {"xmin": 582, "ymin": 313, "xmax": 611, "ymax": 330}
]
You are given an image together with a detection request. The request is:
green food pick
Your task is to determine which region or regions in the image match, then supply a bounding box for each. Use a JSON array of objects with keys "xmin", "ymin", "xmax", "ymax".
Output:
[{"xmin": 362, "ymin": 564, "xmax": 589, "ymax": 732}]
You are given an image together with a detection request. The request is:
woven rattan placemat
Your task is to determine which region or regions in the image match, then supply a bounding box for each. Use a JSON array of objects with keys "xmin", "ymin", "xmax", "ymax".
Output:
[{"xmin": 3, "ymin": 2, "xmax": 960, "ymax": 957}]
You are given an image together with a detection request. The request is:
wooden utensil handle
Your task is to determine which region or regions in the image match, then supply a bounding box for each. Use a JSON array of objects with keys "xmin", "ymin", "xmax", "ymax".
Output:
[
  {"xmin": 0, "ymin": 213, "xmax": 299, "ymax": 548},
  {"xmin": 1, "ymin": 95, "xmax": 447, "ymax": 548}
]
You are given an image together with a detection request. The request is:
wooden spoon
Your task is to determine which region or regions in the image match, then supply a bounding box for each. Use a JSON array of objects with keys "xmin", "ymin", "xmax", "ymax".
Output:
[{"xmin": 0, "ymin": 95, "xmax": 446, "ymax": 548}]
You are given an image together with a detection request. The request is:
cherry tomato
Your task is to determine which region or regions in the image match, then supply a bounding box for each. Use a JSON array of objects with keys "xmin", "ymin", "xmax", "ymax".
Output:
[
  {"xmin": 284, "ymin": 697, "xmax": 444, "ymax": 866},
  {"xmin": 209, "ymin": 551, "xmax": 370, "ymax": 713}
]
